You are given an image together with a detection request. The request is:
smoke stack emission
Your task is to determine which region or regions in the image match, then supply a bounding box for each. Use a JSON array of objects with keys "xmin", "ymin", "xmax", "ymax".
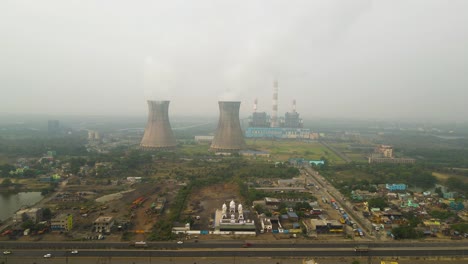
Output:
[
  {"xmin": 211, "ymin": 101, "xmax": 246, "ymax": 152},
  {"xmin": 271, "ymin": 80, "xmax": 279, "ymax": 127},
  {"xmin": 140, "ymin": 100, "xmax": 177, "ymax": 150}
]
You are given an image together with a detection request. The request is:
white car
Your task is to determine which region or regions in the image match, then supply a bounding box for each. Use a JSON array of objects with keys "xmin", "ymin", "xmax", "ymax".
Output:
[
  {"xmin": 177, "ymin": 241, "xmax": 183, "ymax": 244},
  {"xmin": 43, "ymin": 253, "xmax": 52, "ymax": 258},
  {"xmin": 3, "ymin": 251, "xmax": 12, "ymax": 255},
  {"xmin": 71, "ymin": 250, "xmax": 78, "ymax": 254}
]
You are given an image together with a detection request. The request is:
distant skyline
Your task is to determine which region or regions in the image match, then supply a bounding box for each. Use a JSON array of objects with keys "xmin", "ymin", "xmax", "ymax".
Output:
[{"xmin": 1, "ymin": 0, "xmax": 468, "ymax": 121}]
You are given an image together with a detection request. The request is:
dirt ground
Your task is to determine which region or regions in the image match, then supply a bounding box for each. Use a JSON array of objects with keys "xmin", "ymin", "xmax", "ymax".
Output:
[{"xmin": 184, "ymin": 183, "xmax": 241, "ymax": 230}]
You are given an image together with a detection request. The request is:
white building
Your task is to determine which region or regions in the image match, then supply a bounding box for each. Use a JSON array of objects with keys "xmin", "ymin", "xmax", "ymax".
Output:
[
  {"xmin": 94, "ymin": 216, "xmax": 114, "ymax": 233},
  {"xmin": 214, "ymin": 200, "xmax": 255, "ymax": 232}
]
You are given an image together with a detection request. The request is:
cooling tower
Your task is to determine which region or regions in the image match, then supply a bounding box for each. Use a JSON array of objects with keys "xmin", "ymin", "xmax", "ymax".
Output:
[
  {"xmin": 140, "ymin": 100, "xmax": 177, "ymax": 150},
  {"xmin": 210, "ymin": 101, "xmax": 246, "ymax": 152}
]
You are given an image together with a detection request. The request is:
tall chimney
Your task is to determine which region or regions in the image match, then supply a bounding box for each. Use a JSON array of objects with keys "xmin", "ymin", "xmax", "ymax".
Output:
[
  {"xmin": 210, "ymin": 101, "xmax": 246, "ymax": 152},
  {"xmin": 140, "ymin": 100, "xmax": 177, "ymax": 150},
  {"xmin": 271, "ymin": 80, "xmax": 279, "ymax": 127}
]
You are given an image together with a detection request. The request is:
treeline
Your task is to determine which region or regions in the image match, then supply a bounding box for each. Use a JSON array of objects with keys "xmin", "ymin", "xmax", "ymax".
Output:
[
  {"xmin": 237, "ymin": 162, "xmax": 300, "ymax": 179},
  {"xmin": 405, "ymin": 148, "xmax": 468, "ymax": 167},
  {"xmin": 319, "ymin": 163, "xmax": 437, "ymax": 189},
  {"xmin": 0, "ymin": 135, "xmax": 88, "ymax": 157}
]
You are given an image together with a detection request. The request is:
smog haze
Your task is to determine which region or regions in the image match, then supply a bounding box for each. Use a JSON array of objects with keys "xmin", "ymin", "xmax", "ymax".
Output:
[{"xmin": 1, "ymin": 0, "xmax": 467, "ymax": 121}]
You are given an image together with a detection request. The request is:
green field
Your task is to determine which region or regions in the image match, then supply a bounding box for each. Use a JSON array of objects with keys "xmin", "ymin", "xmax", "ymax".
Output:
[
  {"xmin": 178, "ymin": 143, "xmax": 212, "ymax": 156},
  {"xmin": 177, "ymin": 140, "xmax": 346, "ymax": 164},
  {"xmin": 326, "ymin": 142, "xmax": 369, "ymax": 163},
  {"xmin": 433, "ymin": 172, "xmax": 468, "ymax": 184},
  {"xmin": 246, "ymin": 139, "xmax": 345, "ymax": 163}
]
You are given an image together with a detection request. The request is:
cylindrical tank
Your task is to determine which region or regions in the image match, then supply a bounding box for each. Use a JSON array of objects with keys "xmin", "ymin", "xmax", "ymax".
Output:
[
  {"xmin": 140, "ymin": 100, "xmax": 177, "ymax": 150},
  {"xmin": 210, "ymin": 101, "xmax": 246, "ymax": 152}
]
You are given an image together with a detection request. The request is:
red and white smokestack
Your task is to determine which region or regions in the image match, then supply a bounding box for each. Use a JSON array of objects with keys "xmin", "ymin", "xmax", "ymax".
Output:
[
  {"xmin": 292, "ymin": 99, "xmax": 296, "ymax": 113},
  {"xmin": 253, "ymin": 98, "xmax": 258, "ymax": 112},
  {"xmin": 271, "ymin": 80, "xmax": 279, "ymax": 127}
]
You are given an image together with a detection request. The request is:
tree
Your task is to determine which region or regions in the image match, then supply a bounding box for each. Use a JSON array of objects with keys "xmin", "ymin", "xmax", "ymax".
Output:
[
  {"xmin": 1, "ymin": 178, "xmax": 12, "ymax": 187},
  {"xmin": 392, "ymin": 226, "xmax": 423, "ymax": 239},
  {"xmin": 42, "ymin": 208, "xmax": 52, "ymax": 221},
  {"xmin": 367, "ymin": 197, "xmax": 388, "ymax": 210}
]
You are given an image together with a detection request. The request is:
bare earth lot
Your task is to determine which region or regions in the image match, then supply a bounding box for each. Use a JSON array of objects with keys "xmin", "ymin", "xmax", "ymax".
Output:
[{"xmin": 185, "ymin": 183, "xmax": 240, "ymax": 231}]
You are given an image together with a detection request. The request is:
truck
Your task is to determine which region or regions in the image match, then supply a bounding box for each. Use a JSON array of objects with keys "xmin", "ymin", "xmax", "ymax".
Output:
[
  {"xmin": 357, "ymin": 228, "xmax": 364, "ymax": 237},
  {"xmin": 354, "ymin": 245, "xmax": 369, "ymax": 252}
]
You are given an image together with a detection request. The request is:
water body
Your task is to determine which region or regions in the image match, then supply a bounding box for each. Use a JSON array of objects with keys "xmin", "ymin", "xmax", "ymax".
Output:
[
  {"xmin": 433, "ymin": 135, "xmax": 465, "ymax": 140},
  {"xmin": 0, "ymin": 192, "xmax": 43, "ymax": 222}
]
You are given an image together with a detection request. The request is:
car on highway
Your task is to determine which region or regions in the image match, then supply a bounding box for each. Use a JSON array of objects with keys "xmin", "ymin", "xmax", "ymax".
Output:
[
  {"xmin": 71, "ymin": 250, "xmax": 79, "ymax": 254},
  {"xmin": 3, "ymin": 251, "xmax": 12, "ymax": 255},
  {"xmin": 177, "ymin": 241, "xmax": 183, "ymax": 244},
  {"xmin": 43, "ymin": 253, "xmax": 52, "ymax": 258}
]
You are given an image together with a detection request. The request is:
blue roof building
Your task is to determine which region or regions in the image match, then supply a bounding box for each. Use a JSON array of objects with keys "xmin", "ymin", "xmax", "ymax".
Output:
[{"xmin": 386, "ymin": 183, "xmax": 407, "ymax": 191}]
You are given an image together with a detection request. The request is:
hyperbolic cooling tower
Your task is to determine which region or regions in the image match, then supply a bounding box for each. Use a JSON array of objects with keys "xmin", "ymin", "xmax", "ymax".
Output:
[
  {"xmin": 210, "ymin": 101, "xmax": 246, "ymax": 152},
  {"xmin": 140, "ymin": 100, "xmax": 177, "ymax": 150}
]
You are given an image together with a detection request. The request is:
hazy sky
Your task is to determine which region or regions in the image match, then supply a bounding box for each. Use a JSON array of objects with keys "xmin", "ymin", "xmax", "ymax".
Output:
[{"xmin": 1, "ymin": 0, "xmax": 467, "ymax": 121}]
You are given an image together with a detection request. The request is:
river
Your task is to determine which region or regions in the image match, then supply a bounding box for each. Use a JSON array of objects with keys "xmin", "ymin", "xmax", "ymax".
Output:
[{"xmin": 0, "ymin": 192, "xmax": 43, "ymax": 222}]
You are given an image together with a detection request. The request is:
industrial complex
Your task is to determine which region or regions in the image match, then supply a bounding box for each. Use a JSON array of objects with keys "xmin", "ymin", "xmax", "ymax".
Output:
[{"xmin": 246, "ymin": 81, "xmax": 313, "ymax": 140}]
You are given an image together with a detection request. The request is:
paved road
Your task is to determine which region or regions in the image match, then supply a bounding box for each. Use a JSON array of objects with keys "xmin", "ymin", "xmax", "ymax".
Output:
[
  {"xmin": 2, "ymin": 247, "xmax": 468, "ymax": 259},
  {"xmin": 320, "ymin": 141, "xmax": 352, "ymax": 163},
  {"xmin": 304, "ymin": 166, "xmax": 375, "ymax": 237}
]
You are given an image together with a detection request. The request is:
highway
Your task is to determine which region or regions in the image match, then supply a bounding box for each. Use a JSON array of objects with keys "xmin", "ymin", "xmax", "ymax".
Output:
[
  {"xmin": 2, "ymin": 241, "xmax": 467, "ymax": 264},
  {"xmin": 2, "ymin": 240, "xmax": 468, "ymax": 249},
  {"xmin": 1, "ymin": 247, "xmax": 467, "ymax": 264}
]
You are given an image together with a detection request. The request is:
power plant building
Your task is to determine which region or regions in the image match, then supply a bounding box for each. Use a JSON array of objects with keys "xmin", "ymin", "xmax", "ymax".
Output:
[
  {"xmin": 140, "ymin": 100, "xmax": 177, "ymax": 150},
  {"xmin": 246, "ymin": 85, "xmax": 309, "ymax": 139},
  {"xmin": 210, "ymin": 101, "xmax": 246, "ymax": 152},
  {"xmin": 249, "ymin": 112, "xmax": 270, "ymax": 127},
  {"xmin": 284, "ymin": 111, "xmax": 303, "ymax": 128}
]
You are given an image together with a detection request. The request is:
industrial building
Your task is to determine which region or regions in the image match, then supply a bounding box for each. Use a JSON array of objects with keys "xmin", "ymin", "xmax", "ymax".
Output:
[
  {"xmin": 140, "ymin": 100, "xmax": 177, "ymax": 150},
  {"xmin": 304, "ymin": 219, "xmax": 344, "ymax": 234},
  {"xmin": 284, "ymin": 111, "xmax": 302, "ymax": 128},
  {"xmin": 376, "ymin": 145, "xmax": 394, "ymax": 158},
  {"xmin": 368, "ymin": 157, "xmax": 416, "ymax": 164},
  {"xmin": 245, "ymin": 127, "xmax": 312, "ymax": 139},
  {"xmin": 13, "ymin": 208, "xmax": 43, "ymax": 224},
  {"xmin": 94, "ymin": 216, "xmax": 114, "ymax": 233},
  {"xmin": 249, "ymin": 112, "xmax": 270, "ymax": 127},
  {"xmin": 210, "ymin": 101, "xmax": 246, "ymax": 152},
  {"xmin": 50, "ymin": 214, "xmax": 73, "ymax": 232}
]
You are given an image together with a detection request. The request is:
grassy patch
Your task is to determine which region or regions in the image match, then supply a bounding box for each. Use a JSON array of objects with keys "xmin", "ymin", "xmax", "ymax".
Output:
[
  {"xmin": 433, "ymin": 172, "xmax": 468, "ymax": 184},
  {"xmin": 246, "ymin": 139, "xmax": 344, "ymax": 163},
  {"xmin": 178, "ymin": 143, "xmax": 212, "ymax": 156}
]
